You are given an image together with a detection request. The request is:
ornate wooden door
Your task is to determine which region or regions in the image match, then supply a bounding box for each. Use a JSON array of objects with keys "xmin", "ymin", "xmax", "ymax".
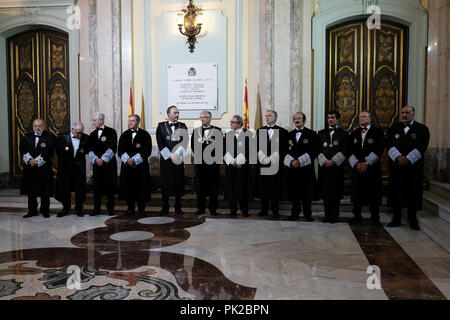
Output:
[
  {"xmin": 326, "ymin": 20, "xmax": 408, "ymax": 182},
  {"xmin": 8, "ymin": 30, "xmax": 70, "ymax": 183}
]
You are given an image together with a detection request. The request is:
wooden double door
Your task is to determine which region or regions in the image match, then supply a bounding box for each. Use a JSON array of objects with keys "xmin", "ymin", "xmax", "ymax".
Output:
[
  {"xmin": 326, "ymin": 19, "xmax": 408, "ymax": 182},
  {"xmin": 8, "ymin": 29, "xmax": 71, "ymax": 184}
]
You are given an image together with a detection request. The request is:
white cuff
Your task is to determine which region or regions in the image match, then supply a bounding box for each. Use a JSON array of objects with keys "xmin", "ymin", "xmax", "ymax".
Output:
[
  {"xmin": 258, "ymin": 151, "xmax": 267, "ymax": 164},
  {"xmin": 121, "ymin": 153, "xmax": 131, "ymax": 164},
  {"xmin": 132, "ymin": 154, "xmax": 144, "ymax": 166},
  {"xmin": 101, "ymin": 149, "xmax": 115, "ymax": 163},
  {"xmin": 236, "ymin": 153, "xmax": 246, "ymax": 165},
  {"xmin": 318, "ymin": 153, "xmax": 328, "ymax": 167},
  {"xmin": 298, "ymin": 153, "xmax": 312, "ymax": 167},
  {"xmin": 349, "ymin": 155, "xmax": 359, "ymax": 168},
  {"xmin": 35, "ymin": 155, "xmax": 46, "ymax": 167},
  {"xmin": 160, "ymin": 147, "xmax": 171, "ymax": 161},
  {"xmin": 89, "ymin": 151, "xmax": 98, "ymax": 165},
  {"xmin": 23, "ymin": 153, "xmax": 32, "ymax": 164},
  {"xmin": 406, "ymin": 149, "xmax": 422, "ymax": 165},
  {"xmin": 365, "ymin": 152, "xmax": 380, "ymax": 166},
  {"xmin": 332, "ymin": 152, "xmax": 346, "ymax": 167},
  {"xmin": 284, "ymin": 154, "xmax": 294, "ymax": 168},
  {"xmin": 224, "ymin": 153, "xmax": 234, "ymax": 166},
  {"xmin": 388, "ymin": 147, "xmax": 402, "ymax": 162}
]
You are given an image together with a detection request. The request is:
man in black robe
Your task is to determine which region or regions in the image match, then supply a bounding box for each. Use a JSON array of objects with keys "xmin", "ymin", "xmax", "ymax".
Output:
[
  {"xmin": 20, "ymin": 119, "xmax": 56, "ymax": 218},
  {"xmin": 386, "ymin": 106, "xmax": 430, "ymax": 230},
  {"xmin": 317, "ymin": 111, "xmax": 349, "ymax": 223},
  {"xmin": 255, "ymin": 110, "xmax": 288, "ymax": 218},
  {"xmin": 224, "ymin": 115, "xmax": 252, "ymax": 217},
  {"xmin": 118, "ymin": 114, "xmax": 152, "ymax": 216},
  {"xmin": 348, "ymin": 111, "xmax": 385, "ymax": 226},
  {"xmin": 55, "ymin": 122, "xmax": 90, "ymax": 217},
  {"xmin": 191, "ymin": 111, "xmax": 223, "ymax": 216},
  {"xmin": 156, "ymin": 106, "xmax": 188, "ymax": 215},
  {"xmin": 88, "ymin": 112, "xmax": 118, "ymax": 216},
  {"xmin": 283, "ymin": 112, "xmax": 319, "ymax": 221}
]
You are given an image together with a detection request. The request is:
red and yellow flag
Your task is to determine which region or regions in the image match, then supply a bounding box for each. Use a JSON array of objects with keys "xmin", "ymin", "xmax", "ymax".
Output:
[
  {"xmin": 243, "ymin": 79, "xmax": 249, "ymax": 130},
  {"xmin": 128, "ymin": 87, "xmax": 134, "ymax": 116}
]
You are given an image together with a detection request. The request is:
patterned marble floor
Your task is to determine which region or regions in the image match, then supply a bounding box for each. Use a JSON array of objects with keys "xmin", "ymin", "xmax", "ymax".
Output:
[{"xmin": 0, "ymin": 208, "xmax": 448, "ymax": 300}]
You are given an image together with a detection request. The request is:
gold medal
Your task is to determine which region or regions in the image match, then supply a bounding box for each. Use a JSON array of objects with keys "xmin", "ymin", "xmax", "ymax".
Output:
[
  {"xmin": 135, "ymin": 143, "xmax": 141, "ymax": 149},
  {"xmin": 411, "ymin": 133, "xmax": 417, "ymax": 139},
  {"xmin": 333, "ymin": 140, "xmax": 339, "ymax": 146},
  {"xmin": 368, "ymin": 138, "xmax": 374, "ymax": 144},
  {"xmin": 323, "ymin": 142, "xmax": 328, "ymax": 147},
  {"xmin": 395, "ymin": 134, "xmax": 400, "ymax": 139},
  {"xmin": 79, "ymin": 148, "xmax": 84, "ymax": 153},
  {"xmin": 303, "ymin": 139, "xmax": 309, "ymax": 144},
  {"xmin": 101, "ymin": 136, "xmax": 107, "ymax": 142},
  {"xmin": 354, "ymin": 139, "xmax": 358, "ymax": 144},
  {"xmin": 40, "ymin": 143, "xmax": 46, "ymax": 148},
  {"xmin": 65, "ymin": 147, "xmax": 70, "ymax": 151},
  {"xmin": 166, "ymin": 136, "xmax": 171, "ymax": 141}
]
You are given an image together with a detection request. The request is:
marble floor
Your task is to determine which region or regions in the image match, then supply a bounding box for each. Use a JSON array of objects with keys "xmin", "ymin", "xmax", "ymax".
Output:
[{"xmin": 0, "ymin": 204, "xmax": 448, "ymax": 300}]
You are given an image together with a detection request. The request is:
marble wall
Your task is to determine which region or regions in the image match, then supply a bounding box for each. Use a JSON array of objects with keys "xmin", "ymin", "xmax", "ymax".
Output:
[{"xmin": 424, "ymin": 0, "xmax": 450, "ymax": 183}]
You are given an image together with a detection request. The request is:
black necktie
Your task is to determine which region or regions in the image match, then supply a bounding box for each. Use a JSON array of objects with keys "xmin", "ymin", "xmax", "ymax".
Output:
[
  {"xmin": 329, "ymin": 127, "xmax": 335, "ymax": 132},
  {"xmin": 361, "ymin": 127, "xmax": 368, "ymax": 133},
  {"xmin": 295, "ymin": 128, "xmax": 303, "ymax": 132}
]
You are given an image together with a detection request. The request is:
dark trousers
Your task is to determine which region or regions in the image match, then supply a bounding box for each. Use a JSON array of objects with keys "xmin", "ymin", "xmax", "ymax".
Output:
[
  {"xmin": 291, "ymin": 200, "xmax": 312, "ymax": 218},
  {"xmin": 197, "ymin": 194, "xmax": 218, "ymax": 213},
  {"xmin": 162, "ymin": 196, "xmax": 182, "ymax": 211},
  {"xmin": 28, "ymin": 196, "xmax": 50, "ymax": 214},
  {"xmin": 261, "ymin": 199, "xmax": 279, "ymax": 214},
  {"xmin": 392, "ymin": 205, "xmax": 418, "ymax": 224},
  {"xmin": 127, "ymin": 200, "xmax": 146, "ymax": 214},
  {"xmin": 94, "ymin": 193, "xmax": 115, "ymax": 212},
  {"xmin": 230, "ymin": 200, "xmax": 248, "ymax": 214},
  {"xmin": 324, "ymin": 199, "xmax": 340, "ymax": 220},
  {"xmin": 353, "ymin": 202, "xmax": 380, "ymax": 221}
]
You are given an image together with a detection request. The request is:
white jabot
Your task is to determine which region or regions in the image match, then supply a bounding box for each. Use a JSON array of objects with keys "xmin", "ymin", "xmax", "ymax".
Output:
[
  {"xmin": 131, "ymin": 128, "xmax": 139, "ymax": 141},
  {"xmin": 98, "ymin": 126, "xmax": 105, "ymax": 139},
  {"xmin": 295, "ymin": 126, "xmax": 304, "ymax": 142},
  {"xmin": 235, "ymin": 128, "xmax": 243, "ymax": 139},
  {"xmin": 361, "ymin": 124, "xmax": 371, "ymax": 146},
  {"xmin": 71, "ymin": 135, "xmax": 80, "ymax": 158}
]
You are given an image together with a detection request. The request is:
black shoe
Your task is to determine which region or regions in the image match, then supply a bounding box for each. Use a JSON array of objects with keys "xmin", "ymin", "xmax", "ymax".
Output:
[
  {"xmin": 175, "ymin": 210, "xmax": 185, "ymax": 216},
  {"xmin": 242, "ymin": 212, "xmax": 249, "ymax": 217},
  {"xmin": 90, "ymin": 210, "xmax": 100, "ymax": 217},
  {"xmin": 272, "ymin": 212, "xmax": 280, "ymax": 218},
  {"xmin": 387, "ymin": 220, "xmax": 401, "ymax": 228},
  {"xmin": 108, "ymin": 210, "xmax": 115, "ymax": 216},
  {"xmin": 288, "ymin": 215, "xmax": 298, "ymax": 221},
  {"xmin": 304, "ymin": 216, "xmax": 314, "ymax": 222},
  {"xmin": 258, "ymin": 211, "xmax": 268, "ymax": 217},
  {"xmin": 349, "ymin": 216, "xmax": 362, "ymax": 225},
  {"xmin": 195, "ymin": 211, "xmax": 205, "ymax": 216},
  {"xmin": 371, "ymin": 218, "xmax": 382, "ymax": 227},
  {"xmin": 42, "ymin": 212, "xmax": 50, "ymax": 219},
  {"xmin": 409, "ymin": 222, "xmax": 420, "ymax": 231},
  {"xmin": 322, "ymin": 217, "xmax": 330, "ymax": 223},
  {"xmin": 23, "ymin": 212, "xmax": 38, "ymax": 219},
  {"xmin": 209, "ymin": 211, "xmax": 217, "ymax": 216},
  {"xmin": 229, "ymin": 211, "xmax": 237, "ymax": 217},
  {"xmin": 77, "ymin": 211, "xmax": 84, "ymax": 217},
  {"xmin": 57, "ymin": 210, "xmax": 69, "ymax": 218}
]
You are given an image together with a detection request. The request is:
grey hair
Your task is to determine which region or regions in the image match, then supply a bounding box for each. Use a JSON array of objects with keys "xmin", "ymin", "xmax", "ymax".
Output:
[
  {"xmin": 405, "ymin": 106, "xmax": 416, "ymax": 114},
  {"xmin": 233, "ymin": 115, "xmax": 244, "ymax": 126},
  {"xmin": 93, "ymin": 112, "xmax": 105, "ymax": 121},
  {"xmin": 361, "ymin": 111, "xmax": 372, "ymax": 119},
  {"xmin": 129, "ymin": 114, "xmax": 141, "ymax": 122},
  {"xmin": 200, "ymin": 111, "xmax": 212, "ymax": 118},
  {"xmin": 72, "ymin": 121, "xmax": 84, "ymax": 130},
  {"xmin": 267, "ymin": 110, "xmax": 278, "ymax": 118}
]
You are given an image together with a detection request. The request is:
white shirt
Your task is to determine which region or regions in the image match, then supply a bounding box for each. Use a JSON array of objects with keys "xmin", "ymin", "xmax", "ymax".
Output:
[
  {"xmin": 361, "ymin": 124, "xmax": 371, "ymax": 146},
  {"xmin": 234, "ymin": 128, "xmax": 243, "ymax": 139},
  {"xmin": 131, "ymin": 128, "xmax": 139, "ymax": 142},
  {"xmin": 34, "ymin": 132, "xmax": 41, "ymax": 148},
  {"xmin": 97, "ymin": 126, "xmax": 105, "ymax": 139},
  {"xmin": 295, "ymin": 126, "xmax": 304, "ymax": 142},
  {"xmin": 169, "ymin": 122, "xmax": 177, "ymax": 133},
  {"xmin": 404, "ymin": 121, "xmax": 414, "ymax": 134},
  {"xmin": 267, "ymin": 125, "xmax": 275, "ymax": 140},
  {"xmin": 71, "ymin": 135, "xmax": 80, "ymax": 158}
]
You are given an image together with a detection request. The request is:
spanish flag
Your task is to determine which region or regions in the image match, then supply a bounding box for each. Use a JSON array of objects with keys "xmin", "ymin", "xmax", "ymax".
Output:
[
  {"xmin": 128, "ymin": 87, "xmax": 134, "ymax": 116},
  {"xmin": 243, "ymin": 79, "xmax": 249, "ymax": 130}
]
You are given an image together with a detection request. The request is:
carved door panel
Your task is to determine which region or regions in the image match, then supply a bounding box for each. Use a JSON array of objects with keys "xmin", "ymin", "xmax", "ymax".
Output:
[
  {"xmin": 8, "ymin": 30, "xmax": 70, "ymax": 183},
  {"xmin": 327, "ymin": 20, "xmax": 408, "ymax": 183}
]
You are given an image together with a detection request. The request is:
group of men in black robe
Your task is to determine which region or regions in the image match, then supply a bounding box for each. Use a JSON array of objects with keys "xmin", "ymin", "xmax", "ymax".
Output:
[{"xmin": 19, "ymin": 105, "xmax": 429, "ymax": 230}]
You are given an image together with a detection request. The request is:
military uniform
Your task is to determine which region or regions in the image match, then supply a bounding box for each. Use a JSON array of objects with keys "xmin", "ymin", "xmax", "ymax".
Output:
[
  {"xmin": 284, "ymin": 127, "xmax": 319, "ymax": 220},
  {"xmin": 88, "ymin": 126, "xmax": 118, "ymax": 215},
  {"xmin": 255, "ymin": 125, "xmax": 289, "ymax": 217},
  {"xmin": 20, "ymin": 131, "xmax": 56, "ymax": 217},
  {"xmin": 55, "ymin": 132, "xmax": 90, "ymax": 216},
  {"xmin": 317, "ymin": 127, "xmax": 349, "ymax": 222},
  {"xmin": 387, "ymin": 121, "xmax": 430, "ymax": 228},
  {"xmin": 348, "ymin": 125, "xmax": 385, "ymax": 224},
  {"xmin": 191, "ymin": 125, "xmax": 223, "ymax": 215},
  {"xmin": 118, "ymin": 128, "xmax": 152, "ymax": 215},
  {"xmin": 156, "ymin": 121, "xmax": 189, "ymax": 214}
]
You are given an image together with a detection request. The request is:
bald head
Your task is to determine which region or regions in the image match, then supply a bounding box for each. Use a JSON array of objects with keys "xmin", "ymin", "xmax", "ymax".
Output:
[
  {"xmin": 33, "ymin": 118, "xmax": 45, "ymax": 136},
  {"xmin": 71, "ymin": 121, "xmax": 84, "ymax": 139}
]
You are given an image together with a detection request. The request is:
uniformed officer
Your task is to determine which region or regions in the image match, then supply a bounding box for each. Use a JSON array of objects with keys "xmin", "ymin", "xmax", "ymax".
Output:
[
  {"xmin": 55, "ymin": 122, "xmax": 90, "ymax": 217},
  {"xmin": 118, "ymin": 114, "xmax": 152, "ymax": 216},
  {"xmin": 317, "ymin": 111, "xmax": 349, "ymax": 223},
  {"xmin": 255, "ymin": 110, "xmax": 289, "ymax": 218},
  {"xmin": 156, "ymin": 106, "xmax": 189, "ymax": 215},
  {"xmin": 224, "ymin": 115, "xmax": 251, "ymax": 217},
  {"xmin": 88, "ymin": 113, "xmax": 118, "ymax": 216},
  {"xmin": 191, "ymin": 111, "xmax": 223, "ymax": 216},
  {"xmin": 348, "ymin": 111, "xmax": 385, "ymax": 226},
  {"xmin": 284, "ymin": 112, "xmax": 319, "ymax": 221},
  {"xmin": 20, "ymin": 119, "xmax": 56, "ymax": 218},
  {"xmin": 386, "ymin": 106, "xmax": 430, "ymax": 230}
]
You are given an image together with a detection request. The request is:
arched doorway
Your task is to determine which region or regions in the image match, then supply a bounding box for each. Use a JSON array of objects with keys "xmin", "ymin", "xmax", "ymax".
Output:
[{"xmin": 7, "ymin": 27, "xmax": 71, "ymax": 185}]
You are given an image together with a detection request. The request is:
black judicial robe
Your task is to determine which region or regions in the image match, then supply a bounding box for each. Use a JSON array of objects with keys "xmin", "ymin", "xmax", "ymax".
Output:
[
  {"xmin": 387, "ymin": 121, "xmax": 430, "ymax": 210},
  {"xmin": 54, "ymin": 133, "xmax": 90, "ymax": 203},
  {"xmin": 118, "ymin": 128, "xmax": 152, "ymax": 201},
  {"xmin": 317, "ymin": 127, "xmax": 349, "ymax": 201},
  {"xmin": 223, "ymin": 130, "xmax": 251, "ymax": 202},
  {"xmin": 254, "ymin": 125, "xmax": 289, "ymax": 201},
  {"xmin": 349, "ymin": 126, "xmax": 385, "ymax": 205},
  {"xmin": 191, "ymin": 126, "xmax": 223, "ymax": 198},
  {"xmin": 156, "ymin": 121, "xmax": 188, "ymax": 197},
  {"xmin": 285, "ymin": 127, "xmax": 319, "ymax": 201},
  {"xmin": 19, "ymin": 131, "xmax": 56, "ymax": 197},
  {"xmin": 88, "ymin": 126, "xmax": 118, "ymax": 195}
]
